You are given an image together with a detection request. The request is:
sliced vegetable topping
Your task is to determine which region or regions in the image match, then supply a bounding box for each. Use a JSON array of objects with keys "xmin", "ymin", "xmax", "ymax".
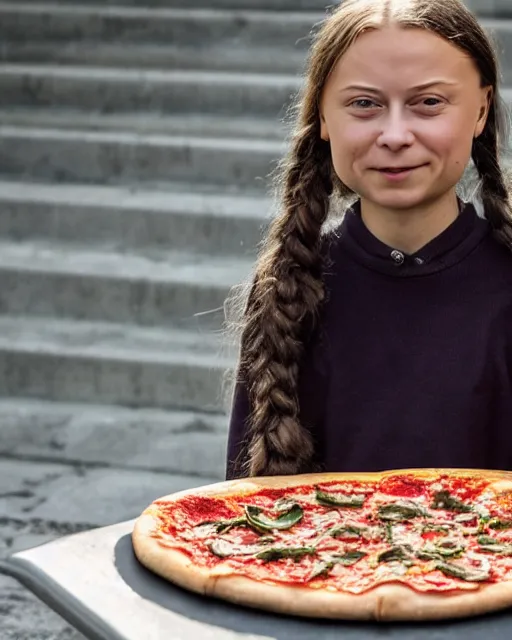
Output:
[
  {"xmin": 416, "ymin": 539, "xmax": 465, "ymax": 561},
  {"xmin": 378, "ymin": 544, "xmax": 414, "ymax": 565},
  {"xmin": 336, "ymin": 550, "xmax": 368, "ymax": 565},
  {"xmin": 309, "ymin": 551, "xmax": 367, "ymax": 580},
  {"xmin": 328, "ymin": 524, "xmax": 364, "ymax": 539},
  {"xmin": 244, "ymin": 503, "xmax": 303, "ymax": 532},
  {"xmin": 430, "ymin": 490, "xmax": 472, "ymax": 513},
  {"xmin": 421, "ymin": 523, "xmax": 453, "ymax": 535},
  {"xmin": 435, "ymin": 560, "xmax": 490, "ymax": 582},
  {"xmin": 477, "ymin": 536, "xmax": 512, "ymax": 555},
  {"xmin": 255, "ymin": 546, "xmax": 316, "ymax": 562},
  {"xmin": 208, "ymin": 539, "xmax": 267, "ymax": 558},
  {"xmin": 323, "ymin": 523, "xmax": 384, "ymax": 543},
  {"xmin": 315, "ymin": 488, "xmax": 366, "ymax": 508},
  {"xmin": 377, "ymin": 500, "xmax": 429, "ymax": 522},
  {"xmin": 200, "ymin": 517, "xmax": 248, "ymax": 534},
  {"xmin": 488, "ymin": 518, "xmax": 512, "ymax": 530}
]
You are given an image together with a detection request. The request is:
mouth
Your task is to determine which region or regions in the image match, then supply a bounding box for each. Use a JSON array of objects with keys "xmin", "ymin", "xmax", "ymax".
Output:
[{"xmin": 376, "ymin": 164, "xmax": 425, "ymax": 174}]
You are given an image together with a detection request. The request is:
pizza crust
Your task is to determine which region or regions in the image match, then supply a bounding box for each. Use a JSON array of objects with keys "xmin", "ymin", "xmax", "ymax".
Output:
[{"xmin": 132, "ymin": 468, "xmax": 512, "ymax": 621}]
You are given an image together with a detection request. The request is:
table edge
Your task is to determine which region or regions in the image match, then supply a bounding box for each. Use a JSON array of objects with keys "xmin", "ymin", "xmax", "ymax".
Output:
[{"xmin": 0, "ymin": 555, "xmax": 127, "ymax": 640}]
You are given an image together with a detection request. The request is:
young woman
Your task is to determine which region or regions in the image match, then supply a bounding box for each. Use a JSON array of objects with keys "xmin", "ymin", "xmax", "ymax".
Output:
[{"xmin": 225, "ymin": 0, "xmax": 512, "ymax": 480}]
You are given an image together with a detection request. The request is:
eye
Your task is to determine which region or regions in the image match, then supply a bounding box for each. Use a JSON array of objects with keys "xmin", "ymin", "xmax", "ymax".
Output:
[
  {"xmin": 419, "ymin": 97, "xmax": 443, "ymax": 108},
  {"xmin": 349, "ymin": 98, "xmax": 380, "ymax": 109}
]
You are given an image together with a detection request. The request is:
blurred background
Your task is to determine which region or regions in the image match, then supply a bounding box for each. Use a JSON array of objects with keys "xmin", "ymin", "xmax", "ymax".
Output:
[{"xmin": 0, "ymin": 0, "xmax": 510, "ymax": 637}]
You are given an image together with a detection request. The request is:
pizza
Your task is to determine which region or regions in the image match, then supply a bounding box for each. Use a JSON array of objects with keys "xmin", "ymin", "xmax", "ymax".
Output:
[{"xmin": 132, "ymin": 468, "xmax": 512, "ymax": 621}]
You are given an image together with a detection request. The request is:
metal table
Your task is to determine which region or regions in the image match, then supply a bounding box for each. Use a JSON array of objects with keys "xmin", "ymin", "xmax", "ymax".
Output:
[{"xmin": 2, "ymin": 519, "xmax": 512, "ymax": 640}]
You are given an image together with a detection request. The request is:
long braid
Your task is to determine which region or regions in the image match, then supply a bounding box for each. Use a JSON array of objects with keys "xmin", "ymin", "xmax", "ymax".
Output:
[
  {"xmin": 239, "ymin": 123, "xmax": 333, "ymax": 477},
  {"xmin": 472, "ymin": 102, "xmax": 512, "ymax": 247}
]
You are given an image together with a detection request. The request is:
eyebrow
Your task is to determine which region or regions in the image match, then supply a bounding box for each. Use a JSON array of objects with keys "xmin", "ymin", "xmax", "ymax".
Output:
[{"xmin": 339, "ymin": 80, "xmax": 458, "ymax": 93}]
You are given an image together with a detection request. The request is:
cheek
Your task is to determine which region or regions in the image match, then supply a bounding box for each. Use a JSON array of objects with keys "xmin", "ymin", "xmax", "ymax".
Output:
[
  {"xmin": 327, "ymin": 120, "xmax": 374, "ymax": 171},
  {"xmin": 421, "ymin": 119, "xmax": 474, "ymax": 164}
]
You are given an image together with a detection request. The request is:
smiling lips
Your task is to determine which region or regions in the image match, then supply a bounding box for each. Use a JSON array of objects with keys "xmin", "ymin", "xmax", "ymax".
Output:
[{"xmin": 377, "ymin": 164, "xmax": 425, "ymax": 173}]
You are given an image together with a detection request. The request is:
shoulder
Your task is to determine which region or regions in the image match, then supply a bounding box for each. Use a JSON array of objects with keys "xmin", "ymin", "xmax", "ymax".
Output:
[{"xmin": 478, "ymin": 229, "xmax": 512, "ymax": 285}]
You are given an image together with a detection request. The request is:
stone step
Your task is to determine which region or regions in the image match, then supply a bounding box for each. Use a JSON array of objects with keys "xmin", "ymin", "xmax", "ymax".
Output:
[
  {"xmin": 1, "ymin": 40, "xmax": 307, "ymax": 76},
  {"xmin": 0, "ymin": 65, "xmax": 300, "ymax": 119},
  {"xmin": 0, "ymin": 0, "xmax": 333, "ymax": 10},
  {"xmin": 5, "ymin": 0, "xmax": 511, "ymax": 17},
  {"xmin": 0, "ymin": 125, "xmax": 284, "ymax": 190},
  {"xmin": 0, "ymin": 107, "xmax": 285, "ymax": 139},
  {"xmin": 0, "ymin": 239, "xmax": 251, "ymax": 328},
  {"xmin": 466, "ymin": 0, "xmax": 512, "ymax": 17},
  {"xmin": 0, "ymin": 180, "xmax": 270, "ymax": 256},
  {"xmin": 9, "ymin": 0, "xmax": 511, "ymax": 16},
  {"xmin": 0, "ymin": 397, "xmax": 228, "ymax": 480},
  {"xmin": 0, "ymin": 4, "xmax": 321, "ymax": 50},
  {"xmin": 0, "ymin": 5, "xmax": 510, "ymax": 78},
  {"xmin": 0, "ymin": 315, "xmax": 235, "ymax": 411}
]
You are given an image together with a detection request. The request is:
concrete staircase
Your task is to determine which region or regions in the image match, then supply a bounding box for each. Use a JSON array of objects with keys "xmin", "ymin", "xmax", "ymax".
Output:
[
  {"xmin": 0, "ymin": 0, "xmax": 509, "ymax": 472},
  {"xmin": 0, "ymin": 0, "xmax": 510, "ymax": 479}
]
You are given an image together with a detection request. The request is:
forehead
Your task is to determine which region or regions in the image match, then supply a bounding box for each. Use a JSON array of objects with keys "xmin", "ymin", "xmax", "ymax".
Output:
[{"xmin": 330, "ymin": 26, "xmax": 479, "ymax": 89}]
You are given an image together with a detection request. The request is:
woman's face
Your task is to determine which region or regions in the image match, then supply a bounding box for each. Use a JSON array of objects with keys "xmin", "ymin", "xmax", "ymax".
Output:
[{"xmin": 319, "ymin": 26, "xmax": 492, "ymax": 213}]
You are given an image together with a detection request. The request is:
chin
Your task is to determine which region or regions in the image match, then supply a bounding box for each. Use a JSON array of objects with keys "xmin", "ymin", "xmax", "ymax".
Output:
[{"xmin": 366, "ymin": 191, "xmax": 430, "ymax": 212}]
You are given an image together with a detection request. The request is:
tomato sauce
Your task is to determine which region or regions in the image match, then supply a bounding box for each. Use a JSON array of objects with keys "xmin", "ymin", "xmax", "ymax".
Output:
[
  {"xmin": 440, "ymin": 475, "xmax": 490, "ymax": 501},
  {"xmin": 154, "ymin": 495, "xmax": 239, "ymax": 534},
  {"xmin": 379, "ymin": 474, "xmax": 426, "ymax": 497}
]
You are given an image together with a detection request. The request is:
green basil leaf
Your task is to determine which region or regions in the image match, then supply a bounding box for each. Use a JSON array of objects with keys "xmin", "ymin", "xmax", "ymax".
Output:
[
  {"xmin": 256, "ymin": 546, "xmax": 316, "ymax": 562},
  {"xmin": 309, "ymin": 560, "xmax": 335, "ymax": 580},
  {"xmin": 215, "ymin": 517, "xmax": 248, "ymax": 533},
  {"xmin": 436, "ymin": 561, "xmax": 490, "ymax": 582},
  {"xmin": 489, "ymin": 518, "xmax": 512, "ymax": 530},
  {"xmin": 327, "ymin": 524, "xmax": 364, "ymax": 539},
  {"xmin": 334, "ymin": 550, "xmax": 368, "ymax": 566},
  {"xmin": 378, "ymin": 501, "xmax": 427, "ymax": 522},
  {"xmin": 378, "ymin": 544, "xmax": 414, "ymax": 564},
  {"xmin": 430, "ymin": 490, "xmax": 472, "ymax": 513},
  {"xmin": 308, "ymin": 551, "xmax": 367, "ymax": 580},
  {"xmin": 422, "ymin": 523, "xmax": 453, "ymax": 534},
  {"xmin": 417, "ymin": 540, "xmax": 465, "ymax": 561},
  {"xmin": 479, "ymin": 544, "xmax": 512, "ymax": 555},
  {"xmin": 244, "ymin": 503, "xmax": 303, "ymax": 532},
  {"xmin": 477, "ymin": 536, "xmax": 512, "ymax": 555},
  {"xmin": 315, "ymin": 488, "xmax": 366, "ymax": 508}
]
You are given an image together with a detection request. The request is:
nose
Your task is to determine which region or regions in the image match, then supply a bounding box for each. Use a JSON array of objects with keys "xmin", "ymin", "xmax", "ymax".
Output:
[{"xmin": 376, "ymin": 106, "xmax": 415, "ymax": 151}]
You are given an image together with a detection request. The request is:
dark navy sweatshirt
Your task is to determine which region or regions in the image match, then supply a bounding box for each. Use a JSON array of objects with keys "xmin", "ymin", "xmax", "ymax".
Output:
[{"xmin": 226, "ymin": 200, "xmax": 512, "ymax": 479}]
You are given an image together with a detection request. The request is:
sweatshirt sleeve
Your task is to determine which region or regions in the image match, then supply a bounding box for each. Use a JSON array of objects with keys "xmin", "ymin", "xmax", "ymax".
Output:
[
  {"xmin": 225, "ymin": 328, "xmax": 330, "ymax": 480},
  {"xmin": 491, "ymin": 304, "xmax": 512, "ymax": 471},
  {"xmin": 225, "ymin": 378, "xmax": 251, "ymax": 480}
]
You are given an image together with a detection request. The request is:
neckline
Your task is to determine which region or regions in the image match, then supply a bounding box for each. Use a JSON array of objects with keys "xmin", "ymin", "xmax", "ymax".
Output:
[{"xmin": 339, "ymin": 199, "xmax": 489, "ymax": 277}]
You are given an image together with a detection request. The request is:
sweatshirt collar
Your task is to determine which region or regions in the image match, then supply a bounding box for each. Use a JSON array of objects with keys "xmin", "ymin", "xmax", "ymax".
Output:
[{"xmin": 339, "ymin": 199, "xmax": 489, "ymax": 277}]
